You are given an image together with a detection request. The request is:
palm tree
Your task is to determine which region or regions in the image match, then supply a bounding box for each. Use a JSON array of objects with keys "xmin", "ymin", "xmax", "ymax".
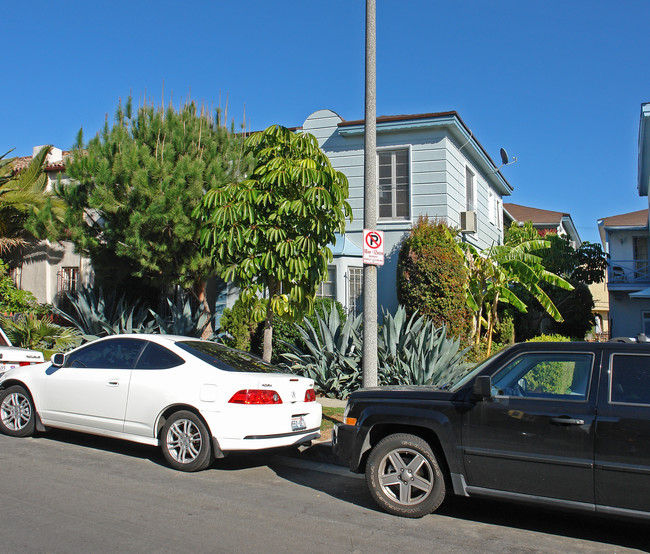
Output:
[
  {"xmin": 461, "ymin": 240, "xmax": 573, "ymax": 355},
  {"xmin": 0, "ymin": 146, "xmax": 64, "ymax": 254}
]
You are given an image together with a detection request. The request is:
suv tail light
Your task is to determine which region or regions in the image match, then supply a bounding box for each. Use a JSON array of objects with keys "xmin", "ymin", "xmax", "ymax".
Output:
[
  {"xmin": 228, "ymin": 389, "xmax": 282, "ymax": 405},
  {"xmin": 304, "ymin": 389, "xmax": 316, "ymax": 402}
]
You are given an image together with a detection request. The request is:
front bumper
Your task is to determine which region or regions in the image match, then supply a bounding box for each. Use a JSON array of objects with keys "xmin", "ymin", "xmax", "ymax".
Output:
[{"xmin": 332, "ymin": 423, "xmax": 366, "ymax": 473}]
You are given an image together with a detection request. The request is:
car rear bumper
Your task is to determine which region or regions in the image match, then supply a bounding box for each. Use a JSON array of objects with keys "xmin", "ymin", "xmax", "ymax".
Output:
[{"xmin": 218, "ymin": 428, "xmax": 321, "ymax": 451}]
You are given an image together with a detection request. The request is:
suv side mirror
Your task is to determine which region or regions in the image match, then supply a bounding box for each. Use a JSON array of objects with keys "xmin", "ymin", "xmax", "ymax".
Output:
[
  {"xmin": 50, "ymin": 353, "xmax": 65, "ymax": 367},
  {"xmin": 472, "ymin": 375, "xmax": 492, "ymax": 400}
]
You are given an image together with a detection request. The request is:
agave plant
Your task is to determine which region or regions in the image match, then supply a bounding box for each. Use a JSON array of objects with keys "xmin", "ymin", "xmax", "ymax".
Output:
[
  {"xmin": 149, "ymin": 297, "xmax": 211, "ymax": 337},
  {"xmin": 280, "ymin": 306, "xmax": 362, "ymax": 399},
  {"xmin": 52, "ymin": 286, "xmax": 155, "ymax": 339},
  {"xmin": 379, "ymin": 306, "xmax": 472, "ymax": 387},
  {"xmin": 0, "ymin": 314, "xmax": 82, "ymax": 357}
]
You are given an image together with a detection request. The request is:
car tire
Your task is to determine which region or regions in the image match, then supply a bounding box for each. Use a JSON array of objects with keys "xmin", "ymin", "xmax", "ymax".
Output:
[
  {"xmin": 366, "ymin": 433, "xmax": 445, "ymax": 518},
  {"xmin": 0, "ymin": 385, "xmax": 36, "ymax": 437},
  {"xmin": 160, "ymin": 410, "xmax": 213, "ymax": 472}
]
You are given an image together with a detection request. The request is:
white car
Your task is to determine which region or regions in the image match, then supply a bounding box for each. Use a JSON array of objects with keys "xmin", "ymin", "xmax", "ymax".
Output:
[
  {"xmin": 0, "ymin": 334, "xmax": 321, "ymax": 471},
  {"xmin": 0, "ymin": 326, "xmax": 44, "ymax": 370}
]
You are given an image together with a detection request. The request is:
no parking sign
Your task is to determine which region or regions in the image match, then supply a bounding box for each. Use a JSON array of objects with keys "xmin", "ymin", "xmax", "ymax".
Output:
[{"xmin": 363, "ymin": 229, "xmax": 384, "ymax": 266}]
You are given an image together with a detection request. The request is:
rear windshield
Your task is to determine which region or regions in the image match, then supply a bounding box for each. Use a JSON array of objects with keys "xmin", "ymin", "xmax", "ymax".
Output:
[{"xmin": 175, "ymin": 341, "xmax": 282, "ymax": 374}]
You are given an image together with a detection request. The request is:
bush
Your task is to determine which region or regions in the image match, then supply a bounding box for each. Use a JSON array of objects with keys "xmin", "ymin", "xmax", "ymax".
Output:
[
  {"xmin": 218, "ymin": 298, "xmax": 261, "ymax": 351},
  {"xmin": 397, "ymin": 217, "xmax": 471, "ymax": 340},
  {"xmin": 0, "ymin": 261, "xmax": 49, "ymax": 316},
  {"xmin": 0, "ymin": 314, "xmax": 82, "ymax": 357}
]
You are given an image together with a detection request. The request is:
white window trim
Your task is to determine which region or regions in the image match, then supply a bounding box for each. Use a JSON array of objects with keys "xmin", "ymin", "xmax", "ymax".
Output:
[
  {"xmin": 376, "ymin": 145, "xmax": 412, "ymax": 223},
  {"xmin": 465, "ymin": 166, "xmax": 476, "ymax": 213}
]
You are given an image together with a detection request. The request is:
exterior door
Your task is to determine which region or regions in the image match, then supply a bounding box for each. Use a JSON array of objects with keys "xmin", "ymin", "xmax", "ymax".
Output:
[
  {"xmin": 595, "ymin": 352, "xmax": 650, "ymax": 515},
  {"xmin": 40, "ymin": 338, "xmax": 145, "ymax": 432},
  {"xmin": 462, "ymin": 350, "xmax": 599, "ymax": 504}
]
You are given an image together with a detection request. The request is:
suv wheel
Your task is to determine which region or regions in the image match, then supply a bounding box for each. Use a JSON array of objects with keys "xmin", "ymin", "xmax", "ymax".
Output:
[{"xmin": 366, "ymin": 433, "xmax": 445, "ymax": 518}]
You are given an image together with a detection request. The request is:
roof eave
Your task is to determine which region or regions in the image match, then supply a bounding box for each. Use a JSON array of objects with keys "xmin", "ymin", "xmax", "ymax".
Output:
[{"xmin": 638, "ymin": 102, "xmax": 650, "ymax": 197}]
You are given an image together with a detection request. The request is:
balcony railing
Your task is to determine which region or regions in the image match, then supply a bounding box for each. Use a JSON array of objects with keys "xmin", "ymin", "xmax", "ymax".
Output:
[{"xmin": 608, "ymin": 260, "xmax": 650, "ymax": 284}]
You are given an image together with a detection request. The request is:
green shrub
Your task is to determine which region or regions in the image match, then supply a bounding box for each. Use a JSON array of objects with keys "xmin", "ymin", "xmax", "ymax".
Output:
[
  {"xmin": 218, "ymin": 298, "xmax": 261, "ymax": 352},
  {"xmin": 0, "ymin": 314, "xmax": 82, "ymax": 357},
  {"xmin": 526, "ymin": 334, "xmax": 571, "ymax": 342},
  {"xmin": 397, "ymin": 217, "xmax": 471, "ymax": 340},
  {"xmin": 0, "ymin": 261, "xmax": 49, "ymax": 316}
]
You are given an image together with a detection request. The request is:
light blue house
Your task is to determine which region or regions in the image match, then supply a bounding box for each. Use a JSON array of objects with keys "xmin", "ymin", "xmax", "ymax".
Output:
[
  {"xmin": 300, "ymin": 109, "xmax": 514, "ymax": 316},
  {"xmin": 597, "ymin": 102, "xmax": 650, "ymax": 337}
]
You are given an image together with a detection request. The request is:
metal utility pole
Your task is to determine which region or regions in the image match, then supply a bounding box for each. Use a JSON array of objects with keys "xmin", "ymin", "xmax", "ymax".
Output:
[{"xmin": 362, "ymin": 0, "xmax": 378, "ymax": 388}]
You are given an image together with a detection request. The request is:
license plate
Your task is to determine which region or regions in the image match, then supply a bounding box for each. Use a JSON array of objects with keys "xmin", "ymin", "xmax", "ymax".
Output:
[{"xmin": 291, "ymin": 416, "xmax": 306, "ymax": 431}]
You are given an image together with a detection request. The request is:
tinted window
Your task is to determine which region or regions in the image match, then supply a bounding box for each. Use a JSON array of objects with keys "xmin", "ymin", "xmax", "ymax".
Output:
[
  {"xmin": 136, "ymin": 342, "xmax": 184, "ymax": 370},
  {"xmin": 65, "ymin": 338, "xmax": 145, "ymax": 369},
  {"xmin": 176, "ymin": 341, "xmax": 281, "ymax": 373},
  {"xmin": 492, "ymin": 352, "xmax": 593, "ymax": 400},
  {"xmin": 611, "ymin": 354, "xmax": 650, "ymax": 406}
]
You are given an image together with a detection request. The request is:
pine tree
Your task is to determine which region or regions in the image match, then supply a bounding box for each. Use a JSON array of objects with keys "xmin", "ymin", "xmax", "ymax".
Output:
[{"xmin": 60, "ymin": 97, "xmax": 251, "ymax": 327}]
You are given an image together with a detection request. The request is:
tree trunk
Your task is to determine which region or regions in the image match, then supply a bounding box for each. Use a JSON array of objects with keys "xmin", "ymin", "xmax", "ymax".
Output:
[
  {"xmin": 194, "ymin": 280, "xmax": 213, "ymax": 340},
  {"xmin": 262, "ymin": 277, "xmax": 279, "ymax": 363},
  {"xmin": 486, "ymin": 292, "xmax": 500, "ymax": 357}
]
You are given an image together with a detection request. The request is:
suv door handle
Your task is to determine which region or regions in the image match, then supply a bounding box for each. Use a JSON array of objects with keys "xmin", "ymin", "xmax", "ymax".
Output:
[{"xmin": 550, "ymin": 417, "xmax": 584, "ymax": 425}]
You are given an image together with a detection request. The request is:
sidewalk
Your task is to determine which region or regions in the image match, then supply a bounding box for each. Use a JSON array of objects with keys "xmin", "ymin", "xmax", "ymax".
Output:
[{"xmin": 317, "ymin": 396, "xmax": 347, "ymax": 408}]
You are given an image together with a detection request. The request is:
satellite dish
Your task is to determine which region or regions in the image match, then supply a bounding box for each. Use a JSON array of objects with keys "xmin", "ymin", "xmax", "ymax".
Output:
[{"xmin": 500, "ymin": 148, "xmax": 509, "ymax": 166}]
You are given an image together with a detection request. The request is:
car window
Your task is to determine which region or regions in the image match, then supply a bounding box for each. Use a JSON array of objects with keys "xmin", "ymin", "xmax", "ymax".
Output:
[
  {"xmin": 65, "ymin": 338, "xmax": 145, "ymax": 369},
  {"xmin": 135, "ymin": 342, "xmax": 184, "ymax": 370},
  {"xmin": 610, "ymin": 354, "xmax": 650, "ymax": 406},
  {"xmin": 175, "ymin": 341, "xmax": 281, "ymax": 373},
  {"xmin": 492, "ymin": 352, "xmax": 593, "ymax": 401}
]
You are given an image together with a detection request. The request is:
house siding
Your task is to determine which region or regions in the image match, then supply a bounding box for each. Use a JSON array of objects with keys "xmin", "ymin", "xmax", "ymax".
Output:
[{"xmin": 303, "ymin": 109, "xmax": 508, "ymax": 315}]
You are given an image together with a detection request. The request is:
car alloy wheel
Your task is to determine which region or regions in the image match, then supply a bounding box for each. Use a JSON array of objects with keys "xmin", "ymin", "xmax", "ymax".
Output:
[
  {"xmin": 166, "ymin": 418, "xmax": 203, "ymax": 464},
  {"xmin": 366, "ymin": 433, "xmax": 445, "ymax": 518},
  {"xmin": 0, "ymin": 385, "xmax": 36, "ymax": 437},
  {"xmin": 161, "ymin": 410, "xmax": 213, "ymax": 472}
]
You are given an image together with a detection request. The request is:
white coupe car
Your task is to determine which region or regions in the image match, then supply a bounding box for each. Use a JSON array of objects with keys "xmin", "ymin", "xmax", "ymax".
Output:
[{"xmin": 0, "ymin": 334, "xmax": 321, "ymax": 471}]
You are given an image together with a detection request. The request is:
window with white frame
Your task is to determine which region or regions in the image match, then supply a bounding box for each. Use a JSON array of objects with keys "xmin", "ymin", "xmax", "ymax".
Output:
[
  {"xmin": 378, "ymin": 149, "xmax": 410, "ymax": 220},
  {"xmin": 316, "ymin": 265, "xmax": 336, "ymax": 299},
  {"xmin": 497, "ymin": 198, "xmax": 503, "ymax": 229},
  {"xmin": 58, "ymin": 267, "xmax": 79, "ymax": 293},
  {"xmin": 465, "ymin": 167, "xmax": 475, "ymax": 212},
  {"xmin": 348, "ymin": 267, "xmax": 363, "ymax": 318}
]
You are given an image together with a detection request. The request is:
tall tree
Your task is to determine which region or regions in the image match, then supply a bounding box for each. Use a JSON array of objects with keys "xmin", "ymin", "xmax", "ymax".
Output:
[
  {"xmin": 461, "ymin": 240, "xmax": 573, "ymax": 356},
  {"xmin": 195, "ymin": 125, "xmax": 352, "ymax": 362},
  {"xmin": 60, "ymin": 97, "xmax": 251, "ymax": 324},
  {"xmin": 0, "ymin": 147, "xmax": 64, "ymax": 254}
]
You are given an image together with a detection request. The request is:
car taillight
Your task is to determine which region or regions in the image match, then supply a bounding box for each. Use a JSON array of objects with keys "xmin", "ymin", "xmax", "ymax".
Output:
[
  {"xmin": 228, "ymin": 389, "xmax": 282, "ymax": 404},
  {"xmin": 19, "ymin": 362, "xmax": 31, "ymax": 367},
  {"xmin": 304, "ymin": 389, "xmax": 316, "ymax": 402}
]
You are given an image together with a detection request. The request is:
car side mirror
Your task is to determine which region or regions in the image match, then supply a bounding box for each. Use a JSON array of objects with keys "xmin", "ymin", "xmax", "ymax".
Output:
[
  {"xmin": 50, "ymin": 353, "xmax": 65, "ymax": 367},
  {"xmin": 472, "ymin": 375, "xmax": 492, "ymax": 400}
]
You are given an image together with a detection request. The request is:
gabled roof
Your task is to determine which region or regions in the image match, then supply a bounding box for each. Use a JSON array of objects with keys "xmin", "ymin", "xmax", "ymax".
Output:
[
  {"xmin": 504, "ymin": 203, "xmax": 569, "ymax": 227},
  {"xmin": 597, "ymin": 209, "xmax": 648, "ymax": 248},
  {"xmin": 599, "ymin": 209, "xmax": 649, "ymax": 228},
  {"xmin": 504, "ymin": 202, "xmax": 581, "ymax": 246}
]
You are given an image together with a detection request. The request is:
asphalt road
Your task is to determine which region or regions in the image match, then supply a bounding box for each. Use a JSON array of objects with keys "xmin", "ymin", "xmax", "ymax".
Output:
[{"xmin": 0, "ymin": 431, "xmax": 647, "ymax": 553}]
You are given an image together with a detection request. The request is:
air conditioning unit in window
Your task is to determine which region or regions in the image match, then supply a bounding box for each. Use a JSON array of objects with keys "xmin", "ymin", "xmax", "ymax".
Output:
[{"xmin": 460, "ymin": 211, "xmax": 477, "ymax": 233}]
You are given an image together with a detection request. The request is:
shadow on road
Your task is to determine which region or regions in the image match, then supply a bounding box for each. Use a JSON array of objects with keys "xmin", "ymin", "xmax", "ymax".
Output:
[{"xmin": 34, "ymin": 430, "xmax": 650, "ymax": 551}]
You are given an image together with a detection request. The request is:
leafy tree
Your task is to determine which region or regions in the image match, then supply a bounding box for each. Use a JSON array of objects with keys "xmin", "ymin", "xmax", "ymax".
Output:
[
  {"xmin": 0, "ymin": 147, "xmax": 64, "ymax": 254},
  {"xmin": 397, "ymin": 217, "xmax": 472, "ymax": 339},
  {"xmin": 505, "ymin": 222, "xmax": 606, "ymax": 339},
  {"xmin": 195, "ymin": 125, "xmax": 352, "ymax": 362},
  {"xmin": 460, "ymin": 240, "xmax": 573, "ymax": 356},
  {"xmin": 59, "ymin": 97, "xmax": 251, "ymax": 326}
]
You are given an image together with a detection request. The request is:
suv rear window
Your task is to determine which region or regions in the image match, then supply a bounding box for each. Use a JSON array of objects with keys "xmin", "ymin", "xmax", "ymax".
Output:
[{"xmin": 611, "ymin": 354, "xmax": 650, "ymax": 406}]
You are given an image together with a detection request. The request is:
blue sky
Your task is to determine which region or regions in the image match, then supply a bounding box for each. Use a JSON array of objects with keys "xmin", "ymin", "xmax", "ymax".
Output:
[{"xmin": 3, "ymin": 0, "xmax": 649, "ymax": 244}]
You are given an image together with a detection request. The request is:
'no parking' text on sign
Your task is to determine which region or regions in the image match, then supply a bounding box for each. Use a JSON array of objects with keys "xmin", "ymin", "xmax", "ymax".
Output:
[{"xmin": 363, "ymin": 229, "xmax": 384, "ymax": 266}]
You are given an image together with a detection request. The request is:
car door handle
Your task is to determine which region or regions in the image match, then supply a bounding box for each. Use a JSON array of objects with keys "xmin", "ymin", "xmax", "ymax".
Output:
[
  {"xmin": 550, "ymin": 417, "xmax": 584, "ymax": 425},
  {"xmin": 107, "ymin": 380, "xmax": 120, "ymax": 387}
]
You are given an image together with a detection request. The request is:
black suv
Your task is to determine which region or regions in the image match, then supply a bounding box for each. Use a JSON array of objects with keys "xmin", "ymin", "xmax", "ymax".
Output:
[{"xmin": 332, "ymin": 342, "xmax": 650, "ymax": 519}]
